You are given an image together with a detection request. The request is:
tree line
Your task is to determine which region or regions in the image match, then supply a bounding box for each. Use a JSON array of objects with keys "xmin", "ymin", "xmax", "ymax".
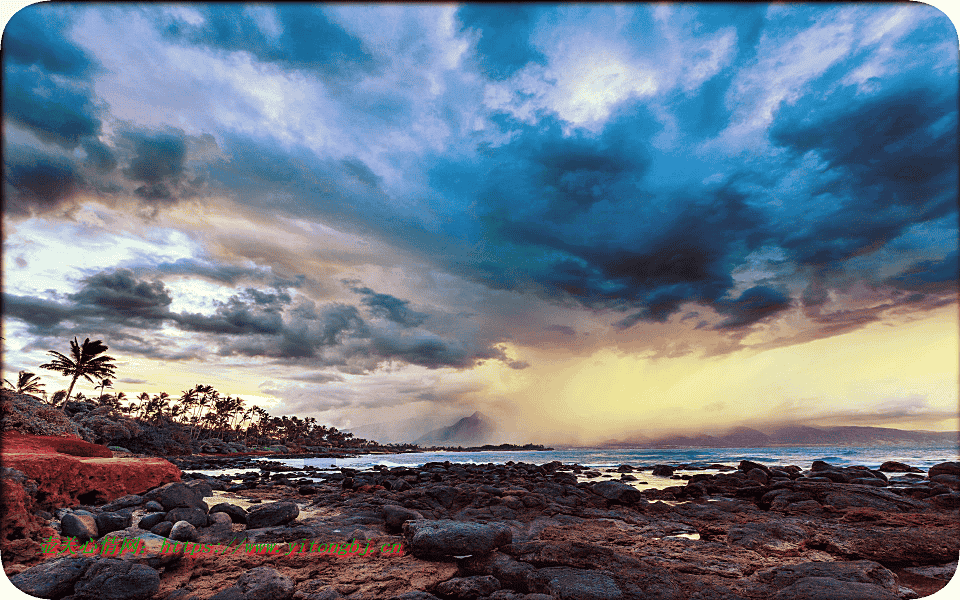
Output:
[{"xmin": 2, "ymin": 337, "xmax": 371, "ymax": 449}]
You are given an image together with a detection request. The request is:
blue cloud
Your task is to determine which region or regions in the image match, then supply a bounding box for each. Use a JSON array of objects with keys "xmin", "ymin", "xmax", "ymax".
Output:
[
  {"xmin": 456, "ymin": 5, "xmax": 547, "ymax": 80},
  {"xmin": 162, "ymin": 5, "xmax": 376, "ymax": 79}
]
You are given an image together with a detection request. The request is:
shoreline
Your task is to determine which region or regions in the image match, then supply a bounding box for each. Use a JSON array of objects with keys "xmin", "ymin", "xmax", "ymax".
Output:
[{"xmin": 6, "ymin": 447, "xmax": 960, "ymax": 599}]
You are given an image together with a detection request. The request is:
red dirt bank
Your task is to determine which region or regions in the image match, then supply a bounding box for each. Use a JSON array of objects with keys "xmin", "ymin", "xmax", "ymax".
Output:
[{"xmin": 1, "ymin": 432, "xmax": 181, "ymax": 564}]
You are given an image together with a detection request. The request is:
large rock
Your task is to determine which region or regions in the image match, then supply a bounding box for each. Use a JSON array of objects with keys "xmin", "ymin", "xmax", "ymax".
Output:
[
  {"xmin": 727, "ymin": 522, "xmax": 808, "ymax": 552},
  {"xmin": 0, "ymin": 389, "xmax": 86, "ymax": 438},
  {"xmin": 137, "ymin": 512, "xmax": 167, "ymax": 530},
  {"xmin": 772, "ymin": 577, "xmax": 899, "ymax": 600},
  {"xmin": 144, "ymin": 482, "xmax": 205, "ymax": 511},
  {"xmin": 2, "ymin": 432, "xmax": 181, "ymax": 508},
  {"xmin": 72, "ymin": 558, "xmax": 160, "ymax": 600},
  {"xmin": 169, "ymin": 520, "xmax": 198, "ymax": 542},
  {"xmin": 591, "ymin": 481, "xmax": 645, "ymax": 504},
  {"xmin": 9, "ymin": 556, "xmax": 94, "ymax": 598},
  {"xmin": 929, "ymin": 462, "xmax": 960, "ymax": 478},
  {"xmin": 752, "ymin": 560, "xmax": 899, "ymax": 593},
  {"xmin": 236, "ymin": 565, "xmax": 295, "ymax": 600},
  {"xmin": 528, "ymin": 567, "xmax": 623, "ymax": 600},
  {"xmin": 433, "ymin": 575, "xmax": 501, "ymax": 599},
  {"xmin": 403, "ymin": 519, "xmax": 512, "ymax": 559},
  {"xmin": 210, "ymin": 502, "xmax": 248, "ymax": 523},
  {"xmin": 383, "ymin": 505, "xmax": 424, "ymax": 529},
  {"xmin": 878, "ymin": 461, "xmax": 921, "ymax": 473},
  {"xmin": 62, "ymin": 513, "xmax": 99, "ymax": 541},
  {"xmin": 96, "ymin": 511, "xmax": 133, "ymax": 535},
  {"xmin": 107, "ymin": 529, "xmax": 182, "ymax": 568},
  {"xmin": 165, "ymin": 507, "xmax": 208, "ymax": 528},
  {"xmin": 246, "ymin": 501, "xmax": 299, "ymax": 529},
  {"xmin": 100, "ymin": 494, "xmax": 144, "ymax": 512}
]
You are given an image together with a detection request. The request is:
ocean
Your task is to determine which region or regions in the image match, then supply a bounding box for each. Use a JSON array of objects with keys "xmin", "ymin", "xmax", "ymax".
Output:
[{"xmin": 260, "ymin": 443, "xmax": 959, "ymax": 473}]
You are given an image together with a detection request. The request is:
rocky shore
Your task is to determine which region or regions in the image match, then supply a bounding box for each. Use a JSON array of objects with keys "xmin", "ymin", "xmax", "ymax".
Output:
[{"xmin": 4, "ymin": 444, "xmax": 959, "ymax": 600}]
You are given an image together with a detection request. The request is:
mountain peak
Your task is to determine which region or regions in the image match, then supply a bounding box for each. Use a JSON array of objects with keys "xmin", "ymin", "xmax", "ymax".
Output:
[{"xmin": 415, "ymin": 411, "xmax": 494, "ymax": 445}]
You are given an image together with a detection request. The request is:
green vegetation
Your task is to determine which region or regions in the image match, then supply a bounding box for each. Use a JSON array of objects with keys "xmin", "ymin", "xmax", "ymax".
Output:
[
  {"xmin": 9, "ymin": 337, "xmax": 378, "ymax": 451},
  {"xmin": 2, "ymin": 371, "xmax": 45, "ymax": 396}
]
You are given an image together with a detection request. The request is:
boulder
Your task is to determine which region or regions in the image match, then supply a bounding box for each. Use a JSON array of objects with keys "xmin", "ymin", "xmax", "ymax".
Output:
[
  {"xmin": 72, "ymin": 558, "xmax": 160, "ymax": 600},
  {"xmin": 772, "ymin": 577, "xmax": 898, "ymax": 600},
  {"xmin": 165, "ymin": 507, "xmax": 208, "ymax": 528},
  {"xmin": 739, "ymin": 460, "xmax": 770, "ymax": 474},
  {"xmin": 101, "ymin": 494, "xmax": 144, "ymax": 512},
  {"xmin": 144, "ymin": 500, "xmax": 164, "ymax": 512},
  {"xmin": 746, "ymin": 468, "xmax": 769, "ymax": 485},
  {"xmin": 878, "ymin": 461, "xmax": 921, "ymax": 473},
  {"xmin": 752, "ymin": 560, "xmax": 899, "ymax": 593},
  {"xmin": 528, "ymin": 567, "xmax": 623, "ymax": 600},
  {"xmin": 169, "ymin": 520, "xmax": 198, "ymax": 542},
  {"xmin": 236, "ymin": 565, "xmax": 295, "ymax": 600},
  {"xmin": 62, "ymin": 513, "xmax": 99, "ymax": 540},
  {"xmin": 433, "ymin": 575, "xmax": 501, "ymax": 599},
  {"xmin": 727, "ymin": 522, "xmax": 808, "ymax": 552},
  {"xmin": 137, "ymin": 512, "xmax": 167, "ymax": 530},
  {"xmin": 197, "ymin": 512, "xmax": 235, "ymax": 544},
  {"xmin": 247, "ymin": 501, "xmax": 299, "ymax": 529},
  {"xmin": 185, "ymin": 479, "xmax": 214, "ymax": 498},
  {"xmin": 150, "ymin": 521, "xmax": 174, "ymax": 537},
  {"xmin": 145, "ymin": 482, "xmax": 205, "ymax": 511},
  {"xmin": 382, "ymin": 505, "xmax": 424, "ymax": 529},
  {"xmin": 9, "ymin": 556, "xmax": 94, "ymax": 598},
  {"xmin": 210, "ymin": 502, "xmax": 248, "ymax": 524},
  {"xmin": 96, "ymin": 511, "xmax": 133, "ymax": 535},
  {"xmin": 930, "ymin": 492, "xmax": 960, "ymax": 509},
  {"xmin": 404, "ymin": 519, "xmax": 512, "ymax": 559},
  {"xmin": 591, "ymin": 480, "xmax": 645, "ymax": 504},
  {"xmin": 651, "ymin": 465, "xmax": 675, "ymax": 477},
  {"xmin": 460, "ymin": 552, "xmax": 536, "ymax": 593},
  {"xmin": 928, "ymin": 462, "xmax": 960, "ymax": 478},
  {"xmin": 107, "ymin": 529, "xmax": 182, "ymax": 568}
]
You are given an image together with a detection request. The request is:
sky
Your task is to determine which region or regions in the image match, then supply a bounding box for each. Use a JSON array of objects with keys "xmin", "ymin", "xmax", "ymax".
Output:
[{"xmin": 2, "ymin": 3, "xmax": 958, "ymax": 445}]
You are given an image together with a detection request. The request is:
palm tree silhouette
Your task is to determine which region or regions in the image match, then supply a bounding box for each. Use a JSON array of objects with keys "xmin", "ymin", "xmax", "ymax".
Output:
[
  {"xmin": 39, "ymin": 338, "xmax": 117, "ymax": 404},
  {"xmin": 96, "ymin": 378, "xmax": 113, "ymax": 404},
  {"xmin": 3, "ymin": 371, "xmax": 45, "ymax": 396}
]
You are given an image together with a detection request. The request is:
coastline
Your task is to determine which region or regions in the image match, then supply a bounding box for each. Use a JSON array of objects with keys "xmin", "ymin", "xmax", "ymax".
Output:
[{"xmin": 5, "ymin": 440, "xmax": 959, "ymax": 599}]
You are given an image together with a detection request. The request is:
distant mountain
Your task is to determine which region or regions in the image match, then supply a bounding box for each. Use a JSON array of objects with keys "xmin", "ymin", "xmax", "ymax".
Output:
[
  {"xmin": 415, "ymin": 411, "xmax": 495, "ymax": 446},
  {"xmin": 597, "ymin": 425, "xmax": 958, "ymax": 448}
]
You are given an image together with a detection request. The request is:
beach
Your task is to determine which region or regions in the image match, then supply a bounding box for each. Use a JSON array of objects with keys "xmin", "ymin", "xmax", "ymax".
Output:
[{"xmin": 4, "ymin": 439, "xmax": 959, "ymax": 600}]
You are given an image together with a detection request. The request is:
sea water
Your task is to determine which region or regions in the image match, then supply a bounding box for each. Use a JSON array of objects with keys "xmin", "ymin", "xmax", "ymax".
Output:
[{"xmin": 264, "ymin": 443, "xmax": 959, "ymax": 473}]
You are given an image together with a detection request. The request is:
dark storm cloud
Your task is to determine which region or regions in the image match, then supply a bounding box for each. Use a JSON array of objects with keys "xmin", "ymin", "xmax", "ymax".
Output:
[
  {"xmin": 349, "ymin": 286, "xmax": 428, "ymax": 328},
  {"xmin": 888, "ymin": 250, "xmax": 959, "ymax": 293},
  {"xmin": 3, "ymin": 65, "xmax": 102, "ymax": 149},
  {"xmin": 4, "ymin": 268, "xmax": 509, "ymax": 371},
  {"xmin": 122, "ymin": 131, "xmax": 187, "ymax": 184},
  {"xmin": 82, "ymin": 138, "xmax": 117, "ymax": 173},
  {"xmin": 713, "ymin": 286, "xmax": 794, "ymax": 330},
  {"xmin": 3, "ymin": 6, "xmax": 103, "ymax": 149},
  {"xmin": 162, "ymin": 5, "xmax": 376, "ymax": 80},
  {"xmin": 3, "ymin": 4, "xmax": 97, "ymax": 76},
  {"xmin": 2, "ymin": 294, "xmax": 74, "ymax": 330},
  {"xmin": 4, "ymin": 146, "xmax": 85, "ymax": 216},
  {"xmin": 69, "ymin": 269, "xmax": 173, "ymax": 321},
  {"xmin": 770, "ymin": 73, "xmax": 958, "ymax": 268},
  {"xmin": 456, "ymin": 5, "xmax": 547, "ymax": 80}
]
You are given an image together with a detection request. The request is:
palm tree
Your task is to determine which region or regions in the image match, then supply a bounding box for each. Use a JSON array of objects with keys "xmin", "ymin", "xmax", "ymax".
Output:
[
  {"xmin": 96, "ymin": 378, "xmax": 113, "ymax": 404},
  {"xmin": 39, "ymin": 338, "xmax": 117, "ymax": 404},
  {"xmin": 3, "ymin": 371, "xmax": 45, "ymax": 396}
]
